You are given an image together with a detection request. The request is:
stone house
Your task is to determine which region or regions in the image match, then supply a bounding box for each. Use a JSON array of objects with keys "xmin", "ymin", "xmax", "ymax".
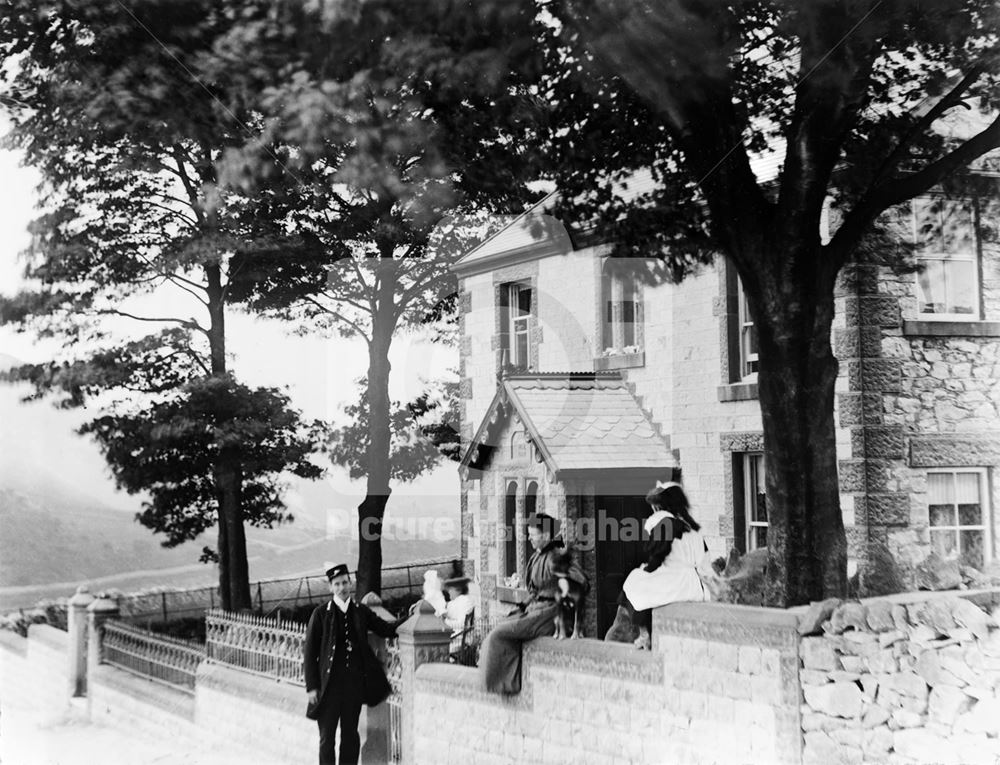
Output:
[{"xmin": 453, "ymin": 174, "xmax": 1000, "ymax": 637}]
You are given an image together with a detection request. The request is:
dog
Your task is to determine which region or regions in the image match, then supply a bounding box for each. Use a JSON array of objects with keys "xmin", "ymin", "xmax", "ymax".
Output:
[{"xmin": 551, "ymin": 552, "xmax": 585, "ymax": 639}]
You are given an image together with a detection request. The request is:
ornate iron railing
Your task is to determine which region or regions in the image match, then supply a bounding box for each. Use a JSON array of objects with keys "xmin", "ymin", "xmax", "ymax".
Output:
[
  {"xmin": 383, "ymin": 637, "xmax": 403, "ymax": 763},
  {"xmin": 451, "ymin": 614, "xmax": 500, "ymax": 667},
  {"xmin": 101, "ymin": 619, "xmax": 205, "ymax": 693},
  {"xmin": 204, "ymin": 609, "xmax": 306, "ymax": 684}
]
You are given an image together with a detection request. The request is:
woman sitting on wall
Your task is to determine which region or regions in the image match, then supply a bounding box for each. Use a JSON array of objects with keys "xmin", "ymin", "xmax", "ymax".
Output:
[
  {"xmin": 480, "ymin": 512, "xmax": 587, "ymax": 694},
  {"xmin": 609, "ymin": 482, "xmax": 713, "ymax": 650}
]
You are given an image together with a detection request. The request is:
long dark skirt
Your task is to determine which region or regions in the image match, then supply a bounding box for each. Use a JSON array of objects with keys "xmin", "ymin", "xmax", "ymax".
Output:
[{"xmin": 479, "ymin": 603, "xmax": 557, "ymax": 694}]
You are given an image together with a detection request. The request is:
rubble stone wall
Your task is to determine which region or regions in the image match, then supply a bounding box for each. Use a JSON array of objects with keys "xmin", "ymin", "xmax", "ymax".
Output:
[{"xmin": 799, "ymin": 591, "xmax": 1000, "ymax": 765}]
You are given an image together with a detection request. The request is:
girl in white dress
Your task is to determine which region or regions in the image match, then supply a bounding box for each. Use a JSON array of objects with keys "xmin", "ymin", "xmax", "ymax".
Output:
[{"xmin": 618, "ymin": 482, "xmax": 712, "ymax": 649}]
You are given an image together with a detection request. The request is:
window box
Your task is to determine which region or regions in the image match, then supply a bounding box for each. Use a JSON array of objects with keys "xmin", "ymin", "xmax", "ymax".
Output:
[
  {"xmin": 594, "ymin": 351, "xmax": 645, "ymax": 371},
  {"xmin": 496, "ymin": 586, "xmax": 531, "ymax": 605}
]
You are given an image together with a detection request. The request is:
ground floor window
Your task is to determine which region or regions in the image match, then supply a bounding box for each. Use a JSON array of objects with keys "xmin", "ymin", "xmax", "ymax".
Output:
[
  {"xmin": 733, "ymin": 451, "xmax": 767, "ymax": 553},
  {"xmin": 743, "ymin": 453, "xmax": 767, "ymax": 551},
  {"xmin": 927, "ymin": 469, "xmax": 991, "ymax": 568},
  {"xmin": 504, "ymin": 481, "xmax": 518, "ymax": 579}
]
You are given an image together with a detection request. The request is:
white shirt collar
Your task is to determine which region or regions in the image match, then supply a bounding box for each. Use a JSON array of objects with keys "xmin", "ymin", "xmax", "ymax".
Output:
[{"xmin": 332, "ymin": 595, "xmax": 351, "ymax": 613}]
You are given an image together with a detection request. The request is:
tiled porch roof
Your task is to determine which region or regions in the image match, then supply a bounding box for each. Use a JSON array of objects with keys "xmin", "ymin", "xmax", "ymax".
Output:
[{"xmin": 461, "ymin": 373, "xmax": 675, "ymax": 474}]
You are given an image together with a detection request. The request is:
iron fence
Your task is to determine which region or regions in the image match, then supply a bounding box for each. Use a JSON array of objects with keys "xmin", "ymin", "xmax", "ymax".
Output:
[
  {"xmin": 451, "ymin": 614, "xmax": 500, "ymax": 667},
  {"xmin": 101, "ymin": 619, "xmax": 205, "ymax": 693},
  {"xmin": 117, "ymin": 557, "xmax": 459, "ymax": 626},
  {"xmin": 204, "ymin": 609, "xmax": 306, "ymax": 684}
]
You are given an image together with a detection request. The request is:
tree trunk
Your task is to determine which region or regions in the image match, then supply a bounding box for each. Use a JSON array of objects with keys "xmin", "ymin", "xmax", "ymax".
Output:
[
  {"xmin": 218, "ymin": 447, "xmax": 251, "ymax": 610},
  {"xmin": 206, "ymin": 262, "xmax": 252, "ymax": 611},
  {"xmin": 753, "ymin": 257, "xmax": 848, "ymax": 606},
  {"xmin": 216, "ymin": 505, "xmax": 230, "ymax": 611},
  {"xmin": 355, "ymin": 258, "xmax": 398, "ymax": 598}
]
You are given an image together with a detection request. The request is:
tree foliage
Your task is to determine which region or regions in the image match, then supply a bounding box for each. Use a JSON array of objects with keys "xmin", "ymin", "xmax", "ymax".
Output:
[
  {"xmin": 206, "ymin": 0, "xmax": 548, "ymax": 594},
  {"xmin": 328, "ymin": 376, "xmax": 461, "ymax": 483},
  {"xmin": 0, "ymin": 0, "xmax": 328, "ymax": 609},
  {"xmin": 535, "ymin": 0, "xmax": 1000, "ymax": 604}
]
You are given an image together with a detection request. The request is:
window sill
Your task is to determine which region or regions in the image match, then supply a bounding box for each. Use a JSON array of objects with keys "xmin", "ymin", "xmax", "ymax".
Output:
[
  {"xmin": 718, "ymin": 381, "xmax": 759, "ymax": 402},
  {"xmin": 902, "ymin": 320, "xmax": 1000, "ymax": 337},
  {"xmin": 496, "ymin": 586, "xmax": 531, "ymax": 605},
  {"xmin": 594, "ymin": 351, "xmax": 645, "ymax": 371}
]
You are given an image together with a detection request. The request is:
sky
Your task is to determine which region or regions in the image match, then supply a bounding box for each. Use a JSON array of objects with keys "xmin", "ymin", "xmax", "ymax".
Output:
[{"xmin": 0, "ymin": 114, "xmax": 460, "ymax": 513}]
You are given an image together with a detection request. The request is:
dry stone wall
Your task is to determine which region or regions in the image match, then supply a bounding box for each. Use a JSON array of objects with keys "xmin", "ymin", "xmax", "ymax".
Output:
[{"xmin": 799, "ymin": 592, "xmax": 1000, "ymax": 765}]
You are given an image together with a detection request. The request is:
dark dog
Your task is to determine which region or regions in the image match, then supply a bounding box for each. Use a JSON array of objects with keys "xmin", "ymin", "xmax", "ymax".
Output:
[{"xmin": 551, "ymin": 553, "xmax": 585, "ymax": 639}]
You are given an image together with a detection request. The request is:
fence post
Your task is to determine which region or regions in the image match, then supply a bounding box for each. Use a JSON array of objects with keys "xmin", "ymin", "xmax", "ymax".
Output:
[
  {"xmin": 67, "ymin": 586, "xmax": 95, "ymax": 697},
  {"xmin": 86, "ymin": 593, "xmax": 121, "ymax": 684},
  {"xmin": 395, "ymin": 600, "xmax": 451, "ymax": 765},
  {"xmin": 257, "ymin": 581, "xmax": 263, "ymax": 611}
]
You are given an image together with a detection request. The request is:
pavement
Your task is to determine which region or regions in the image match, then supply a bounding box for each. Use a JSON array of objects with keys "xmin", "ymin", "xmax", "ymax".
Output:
[{"xmin": 0, "ymin": 697, "xmax": 260, "ymax": 765}]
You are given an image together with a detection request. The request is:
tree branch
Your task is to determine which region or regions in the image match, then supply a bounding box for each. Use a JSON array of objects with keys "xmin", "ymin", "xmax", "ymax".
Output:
[
  {"xmin": 142, "ymin": 200, "xmax": 198, "ymax": 227},
  {"xmin": 172, "ymin": 145, "xmax": 206, "ymax": 226},
  {"xmin": 96, "ymin": 309, "xmax": 209, "ymax": 335},
  {"xmin": 829, "ymin": 112, "xmax": 1000, "ymax": 265},
  {"xmin": 871, "ymin": 66, "xmax": 985, "ymax": 185},
  {"xmin": 302, "ymin": 295, "xmax": 371, "ymax": 342}
]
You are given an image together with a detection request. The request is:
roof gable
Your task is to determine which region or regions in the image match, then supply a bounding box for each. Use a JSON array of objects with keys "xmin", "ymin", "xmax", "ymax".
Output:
[{"xmin": 460, "ymin": 373, "xmax": 676, "ymax": 477}]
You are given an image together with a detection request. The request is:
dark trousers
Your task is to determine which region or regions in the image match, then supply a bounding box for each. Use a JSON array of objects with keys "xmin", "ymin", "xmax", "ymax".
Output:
[
  {"xmin": 317, "ymin": 671, "xmax": 364, "ymax": 765},
  {"xmin": 617, "ymin": 590, "xmax": 652, "ymax": 632}
]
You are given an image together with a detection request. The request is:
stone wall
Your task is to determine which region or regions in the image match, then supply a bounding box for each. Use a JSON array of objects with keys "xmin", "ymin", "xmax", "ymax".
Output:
[
  {"xmin": 196, "ymin": 662, "xmax": 314, "ymax": 764},
  {"xmin": 0, "ymin": 624, "xmax": 68, "ymax": 717},
  {"xmin": 413, "ymin": 601, "xmax": 804, "ymax": 765},
  {"xmin": 0, "ymin": 627, "xmax": 366, "ymax": 765},
  {"xmin": 799, "ymin": 590, "xmax": 1000, "ymax": 765}
]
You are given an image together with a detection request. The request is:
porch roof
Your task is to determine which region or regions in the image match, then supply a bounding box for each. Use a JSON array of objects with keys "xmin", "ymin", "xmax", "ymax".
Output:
[{"xmin": 461, "ymin": 373, "xmax": 675, "ymax": 475}]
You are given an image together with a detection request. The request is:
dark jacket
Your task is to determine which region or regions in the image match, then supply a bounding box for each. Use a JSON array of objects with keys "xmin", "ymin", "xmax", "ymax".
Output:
[
  {"xmin": 526, "ymin": 539, "xmax": 588, "ymax": 604},
  {"xmin": 303, "ymin": 599, "xmax": 397, "ymax": 718}
]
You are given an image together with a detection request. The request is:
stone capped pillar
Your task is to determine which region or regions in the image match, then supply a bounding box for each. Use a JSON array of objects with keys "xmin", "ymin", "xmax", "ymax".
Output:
[
  {"xmin": 361, "ymin": 592, "xmax": 396, "ymax": 765},
  {"xmin": 67, "ymin": 585, "xmax": 95, "ymax": 697},
  {"xmin": 86, "ymin": 592, "xmax": 120, "ymax": 681},
  {"xmin": 396, "ymin": 600, "xmax": 452, "ymax": 764}
]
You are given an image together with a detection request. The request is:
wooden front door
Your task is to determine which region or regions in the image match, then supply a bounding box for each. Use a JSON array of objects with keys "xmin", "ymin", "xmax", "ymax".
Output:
[{"xmin": 594, "ymin": 495, "xmax": 650, "ymax": 636}]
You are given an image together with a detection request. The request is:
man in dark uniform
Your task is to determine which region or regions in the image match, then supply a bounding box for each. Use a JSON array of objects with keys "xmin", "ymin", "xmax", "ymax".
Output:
[{"xmin": 304, "ymin": 563, "xmax": 399, "ymax": 765}]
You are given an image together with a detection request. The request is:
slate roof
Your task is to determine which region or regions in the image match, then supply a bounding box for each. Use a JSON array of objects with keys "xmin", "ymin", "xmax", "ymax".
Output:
[{"xmin": 461, "ymin": 374, "xmax": 675, "ymax": 474}]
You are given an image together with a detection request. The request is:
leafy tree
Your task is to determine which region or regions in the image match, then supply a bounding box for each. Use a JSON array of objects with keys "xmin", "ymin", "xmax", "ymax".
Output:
[
  {"xmin": 328, "ymin": 375, "xmax": 462, "ymax": 485},
  {"xmin": 0, "ymin": 0, "xmax": 326, "ymax": 609},
  {"xmin": 540, "ymin": 0, "xmax": 1000, "ymax": 604},
  {"xmin": 214, "ymin": 0, "xmax": 545, "ymax": 595}
]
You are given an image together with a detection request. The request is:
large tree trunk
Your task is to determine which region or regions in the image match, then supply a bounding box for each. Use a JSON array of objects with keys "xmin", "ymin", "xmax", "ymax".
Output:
[
  {"xmin": 753, "ymin": 255, "xmax": 848, "ymax": 606},
  {"xmin": 355, "ymin": 258, "xmax": 398, "ymax": 598},
  {"xmin": 206, "ymin": 262, "xmax": 252, "ymax": 611}
]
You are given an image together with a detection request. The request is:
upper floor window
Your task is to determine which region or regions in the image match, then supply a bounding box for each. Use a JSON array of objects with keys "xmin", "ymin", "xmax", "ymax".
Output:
[
  {"xmin": 500, "ymin": 282, "xmax": 532, "ymax": 370},
  {"xmin": 912, "ymin": 197, "xmax": 979, "ymax": 320},
  {"xmin": 927, "ymin": 468, "xmax": 991, "ymax": 569},
  {"xmin": 601, "ymin": 261, "xmax": 643, "ymax": 355},
  {"xmin": 737, "ymin": 277, "xmax": 759, "ymax": 379}
]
